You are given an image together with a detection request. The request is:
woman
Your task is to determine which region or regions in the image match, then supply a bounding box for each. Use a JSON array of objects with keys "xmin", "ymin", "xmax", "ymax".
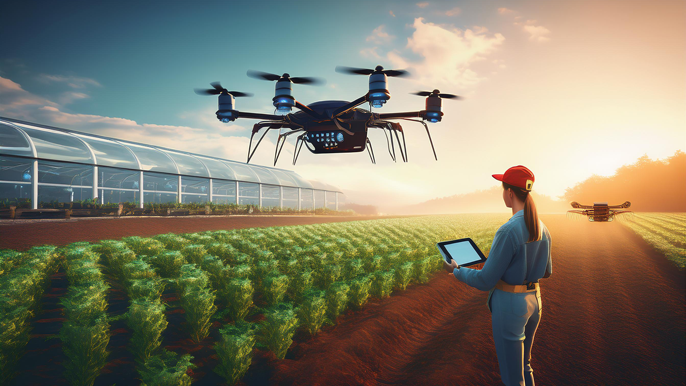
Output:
[{"xmin": 443, "ymin": 165, "xmax": 552, "ymax": 386}]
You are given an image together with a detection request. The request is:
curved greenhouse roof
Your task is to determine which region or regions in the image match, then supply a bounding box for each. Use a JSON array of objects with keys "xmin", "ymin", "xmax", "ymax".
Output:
[{"xmin": 0, "ymin": 117, "xmax": 338, "ymax": 192}]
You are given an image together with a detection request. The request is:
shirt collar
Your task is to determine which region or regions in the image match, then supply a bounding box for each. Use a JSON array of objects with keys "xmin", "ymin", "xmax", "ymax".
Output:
[{"xmin": 510, "ymin": 210, "xmax": 524, "ymax": 221}]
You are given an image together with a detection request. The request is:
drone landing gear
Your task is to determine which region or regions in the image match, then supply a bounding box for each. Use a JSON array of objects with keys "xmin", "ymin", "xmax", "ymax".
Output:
[
  {"xmin": 247, "ymin": 121, "xmax": 302, "ymax": 165},
  {"xmin": 369, "ymin": 121, "xmax": 408, "ymax": 163},
  {"xmin": 400, "ymin": 118, "xmax": 438, "ymax": 161},
  {"xmin": 366, "ymin": 138, "xmax": 376, "ymax": 164}
]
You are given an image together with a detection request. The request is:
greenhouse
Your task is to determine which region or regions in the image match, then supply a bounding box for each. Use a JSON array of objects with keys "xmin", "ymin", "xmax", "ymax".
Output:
[{"xmin": 0, "ymin": 117, "xmax": 344, "ymax": 210}]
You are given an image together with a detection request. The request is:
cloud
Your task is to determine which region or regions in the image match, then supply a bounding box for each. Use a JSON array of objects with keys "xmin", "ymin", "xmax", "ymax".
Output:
[
  {"xmin": 38, "ymin": 74, "xmax": 102, "ymax": 88},
  {"xmin": 366, "ymin": 25, "xmax": 394, "ymax": 44},
  {"xmin": 360, "ymin": 47, "xmax": 382, "ymax": 59},
  {"xmin": 59, "ymin": 91, "xmax": 90, "ymax": 105},
  {"xmin": 0, "ymin": 76, "xmax": 58, "ymax": 116},
  {"xmin": 445, "ymin": 7, "xmax": 460, "ymax": 17},
  {"xmin": 387, "ymin": 18, "xmax": 505, "ymax": 88},
  {"xmin": 521, "ymin": 22, "xmax": 551, "ymax": 42},
  {"xmin": 389, "ymin": 10, "xmax": 395, "ymax": 17},
  {"xmin": 498, "ymin": 7, "xmax": 516, "ymax": 15},
  {"xmin": 416, "ymin": 2, "xmax": 429, "ymax": 8}
]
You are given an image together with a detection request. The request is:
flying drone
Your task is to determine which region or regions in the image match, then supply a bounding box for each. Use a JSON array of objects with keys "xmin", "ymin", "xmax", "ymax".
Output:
[
  {"xmin": 194, "ymin": 65, "xmax": 461, "ymax": 165},
  {"xmin": 567, "ymin": 201, "xmax": 632, "ymax": 222}
]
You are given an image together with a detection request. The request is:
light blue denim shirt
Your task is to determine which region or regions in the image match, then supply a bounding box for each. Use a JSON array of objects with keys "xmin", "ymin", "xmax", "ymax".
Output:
[{"xmin": 454, "ymin": 210, "xmax": 552, "ymax": 291}]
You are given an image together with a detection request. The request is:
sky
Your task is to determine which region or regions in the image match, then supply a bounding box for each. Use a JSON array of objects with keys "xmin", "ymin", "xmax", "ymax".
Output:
[{"xmin": 1, "ymin": 0, "xmax": 684, "ymax": 209}]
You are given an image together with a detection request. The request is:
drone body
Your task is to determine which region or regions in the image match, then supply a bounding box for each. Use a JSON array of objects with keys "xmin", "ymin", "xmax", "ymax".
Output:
[
  {"xmin": 195, "ymin": 65, "xmax": 461, "ymax": 165},
  {"xmin": 568, "ymin": 201, "xmax": 632, "ymax": 222}
]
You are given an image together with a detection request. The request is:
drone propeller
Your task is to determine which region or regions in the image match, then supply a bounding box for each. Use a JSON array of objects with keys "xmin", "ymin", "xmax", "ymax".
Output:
[
  {"xmin": 335, "ymin": 65, "xmax": 410, "ymax": 78},
  {"xmin": 194, "ymin": 82, "xmax": 253, "ymax": 97},
  {"xmin": 246, "ymin": 70, "xmax": 325, "ymax": 85},
  {"xmin": 412, "ymin": 89, "xmax": 461, "ymax": 99}
]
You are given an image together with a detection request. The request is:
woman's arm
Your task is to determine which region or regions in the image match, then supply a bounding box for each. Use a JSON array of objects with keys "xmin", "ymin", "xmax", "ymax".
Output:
[{"xmin": 453, "ymin": 227, "xmax": 516, "ymax": 291}]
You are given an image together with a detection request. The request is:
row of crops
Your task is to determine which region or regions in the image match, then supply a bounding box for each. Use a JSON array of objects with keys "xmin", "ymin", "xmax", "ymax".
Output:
[
  {"xmin": 622, "ymin": 213, "xmax": 686, "ymax": 269},
  {"xmin": 0, "ymin": 214, "xmax": 506, "ymax": 386}
]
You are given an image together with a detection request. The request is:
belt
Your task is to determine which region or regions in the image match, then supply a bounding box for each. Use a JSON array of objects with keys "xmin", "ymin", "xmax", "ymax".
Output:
[{"xmin": 495, "ymin": 280, "xmax": 539, "ymax": 293}]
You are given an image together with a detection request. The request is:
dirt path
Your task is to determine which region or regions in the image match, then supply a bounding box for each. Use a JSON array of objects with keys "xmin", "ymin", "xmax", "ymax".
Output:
[
  {"xmin": 262, "ymin": 214, "xmax": 686, "ymax": 386},
  {"xmin": 0, "ymin": 215, "xmax": 402, "ymax": 251}
]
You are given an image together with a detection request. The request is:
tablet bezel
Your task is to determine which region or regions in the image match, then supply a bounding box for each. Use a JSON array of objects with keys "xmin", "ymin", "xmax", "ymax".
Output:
[{"xmin": 436, "ymin": 238, "xmax": 487, "ymax": 267}]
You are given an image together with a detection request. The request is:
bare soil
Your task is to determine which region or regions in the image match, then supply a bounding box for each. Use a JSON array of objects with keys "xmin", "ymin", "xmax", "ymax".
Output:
[{"xmin": 5, "ymin": 214, "xmax": 685, "ymax": 386}]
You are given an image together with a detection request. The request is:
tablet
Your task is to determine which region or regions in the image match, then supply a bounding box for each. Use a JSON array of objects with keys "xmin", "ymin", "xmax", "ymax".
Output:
[{"xmin": 437, "ymin": 238, "xmax": 486, "ymax": 267}]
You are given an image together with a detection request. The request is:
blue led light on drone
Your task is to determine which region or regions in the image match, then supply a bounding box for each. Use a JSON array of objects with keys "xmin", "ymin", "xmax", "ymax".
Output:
[
  {"xmin": 430, "ymin": 118, "xmax": 438, "ymax": 123},
  {"xmin": 22, "ymin": 172, "xmax": 31, "ymax": 181},
  {"xmin": 221, "ymin": 118, "xmax": 230, "ymax": 123}
]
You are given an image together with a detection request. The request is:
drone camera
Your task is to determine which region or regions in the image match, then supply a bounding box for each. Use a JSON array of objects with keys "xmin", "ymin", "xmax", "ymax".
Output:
[
  {"xmin": 216, "ymin": 93, "xmax": 238, "ymax": 122},
  {"xmin": 368, "ymin": 73, "xmax": 390, "ymax": 108}
]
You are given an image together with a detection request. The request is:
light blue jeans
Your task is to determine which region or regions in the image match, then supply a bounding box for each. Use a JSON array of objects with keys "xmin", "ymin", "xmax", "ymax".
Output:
[{"xmin": 490, "ymin": 288, "xmax": 542, "ymax": 386}]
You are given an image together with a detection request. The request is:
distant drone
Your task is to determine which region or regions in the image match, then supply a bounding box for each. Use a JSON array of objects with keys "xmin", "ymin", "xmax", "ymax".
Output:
[
  {"xmin": 568, "ymin": 201, "xmax": 632, "ymax": 222},
  {"xmin": 194, "ymin": 65, "xmax": 461, "ymax": 165}
]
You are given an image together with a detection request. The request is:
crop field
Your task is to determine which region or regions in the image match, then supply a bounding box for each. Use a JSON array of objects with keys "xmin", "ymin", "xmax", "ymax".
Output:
[
  {"xmin": 0, "ymin": 214, "xmax": 507, "ymax": 386},
  {"xmin": 621, "ymin": 213, "xmax": 686, "ymax": 269}
]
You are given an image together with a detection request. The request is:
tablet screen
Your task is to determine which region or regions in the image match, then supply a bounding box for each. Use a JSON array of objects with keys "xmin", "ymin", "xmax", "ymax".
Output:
[
  {"xmin": 437, "ymin": 238, "xmax": 486, "ymax": 266},
  {"xmin": 444, "ymin": 242, "xmax": 483, "ymax": 266}
]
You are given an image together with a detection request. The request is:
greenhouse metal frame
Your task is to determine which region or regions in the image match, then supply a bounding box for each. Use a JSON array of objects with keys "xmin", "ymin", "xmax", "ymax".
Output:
[{"xmin": 0, "ymin": 117, "xmax": 343, "ymax": 211}]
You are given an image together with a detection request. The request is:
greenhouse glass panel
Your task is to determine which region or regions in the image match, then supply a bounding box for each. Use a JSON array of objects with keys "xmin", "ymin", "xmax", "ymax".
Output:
[
  {"xmin": 314, "ymin": 190, "xmax": 325, "ymax": 209},
  {"xmin": 0, "ymin": 155, "xmax": 33, "ymax": 182},
  {"xmin": 38, "ymin": 160, "xmax": 93, "ymax": 186},
  {"xmin": 182, "ymin": 194, "xmax": 209, "ymax": 204},
  {"xmin": 16, "ymin": 124, "xmax": 93, "ymax": 163},
  {"xmin": 288, "ymin": 172, "xmax": 314, "ymax": 189},
  {"xmin": 225, "ymin": 162, "xmax": 259, "ymax": 183},
  {"xmin": 99, "ymin": 189, "xmax": 138, "ymax": 205},
  {"xmin": 125, "ymin": 144, "xmax": 177, "ymax": 173},
  {"xmin": 212, "ymin": 180, "xmax": 236, "ymax": 196},
  {"xmin": 262, "ymin": 185, "xmax": 280, "ymax": 199},
  {"xmin": 99, "ymin": 167, "xmax": 139, "ymax": 189},
  {"xmin": 181, "ymin": 176, "xmax": 209, "ymax": 194},
  {"xmin": 250, "ymin": 167, "xmax": 279, "ymax": 185},
  {"xmin": 0, "ymin": 122, "xmax": 33, "ymax": 157},
  {"xmin": 212, "ymin": 196, "xmax": 234, "ymax": 205},
  {"xmin": 300, "ymin": 189, "xmax": 313, "ymax": 210},
  {"xmin": 73, "ymin": 134, "xmax": 139, "ymax": 169},
  {"xmin": 0, "ymin": 183, "xmax": 31, "ymax": 202},
  {"xmin": 143, "ymin": 172, "xmax": 177, "ymax": 192},
  {"xmin": 326, "ymin": 191, "xmax": 336, "ymax": 210},
  {"xmin": 282, "ymin": 199, "xmax": 298, "ymax": 209},
  {"xmin": 238, "ymin": 182, "xmax": 259, "ymax": 198},
  {"xmin": 166, "ymin": 152, "xmax": 209, "ymax": 177},
  {"xmin": 283, "ymin": 187, "xmax": 298, "ymax": 200},
  {"xmin": 239, "ymin": 196, "xmax": 259, "ymax": 205},
  {"xmin": 38, "ymin": 186, "xmax": 91, "ymax": 207},
  {"xmin": 197, "ymin": 157, "xmax": 236, "ymax": 180},
  {"xmin": 262, "ymin": 198, "xmax": 279, "ymax": 208},
  {"xmin": 268, "ymin": 169, "xmax": 298, "ymax": 187},
  {"xmin": 144, "ymin": 192, "xmax": 177, "ymax": 204}
]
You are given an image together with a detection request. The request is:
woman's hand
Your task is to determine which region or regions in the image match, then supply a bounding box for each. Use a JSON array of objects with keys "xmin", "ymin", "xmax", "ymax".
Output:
[{"xmin": 443, "ymin": 259, "xmax": 459, "ymax": 274}]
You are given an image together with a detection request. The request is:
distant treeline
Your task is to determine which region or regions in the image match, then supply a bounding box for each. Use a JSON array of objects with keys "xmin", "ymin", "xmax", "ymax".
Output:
[{"xmin": 564, "ymin": 150, "xmax": 686, "ymax": 212}]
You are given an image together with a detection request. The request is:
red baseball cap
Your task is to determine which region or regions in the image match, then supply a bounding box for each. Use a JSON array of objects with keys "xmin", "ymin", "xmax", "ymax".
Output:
[{"xmin": 492, "ymin": 165, "xmax": 535, "ymax": 191}]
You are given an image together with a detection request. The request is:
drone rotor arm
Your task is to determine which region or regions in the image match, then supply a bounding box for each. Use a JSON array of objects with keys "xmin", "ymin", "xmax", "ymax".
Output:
[
  {"xmin": 294, "ymin": 101, "xmax": 326, "ymax": 120},
  {"xmin": 331, "ymin": 95, "xmax": 369, "ymax": 118},
  {"xmin": 377, "ymin": 111, "xmax": 423, "ymax": 120}
]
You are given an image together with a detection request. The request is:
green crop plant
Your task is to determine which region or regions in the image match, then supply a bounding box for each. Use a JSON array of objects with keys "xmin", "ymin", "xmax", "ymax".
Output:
[
  {"xmin": 226, "ymin": 278, "xmax": 254, "ymax": 322},
  {"xmin": 207, "ymin": 243, "xmax": 238, "ymax": 263},
  {"xmin": 127, "ymin": 298, "xmax": 168, "ymax": 365},
  {"xmin": 296, "ymin": 290, "xmax": 327, "ymax": 336},
  {"xmin": 128, "ymin": 278, "xmax": 166, "ymax": 301},
  {"xmin": 260, "ymin": 273, "xmax": 290, "ymax": 306},
  {"xmin": 371, "ymin": 269, "xmax": 395, "ymax": 299},
  {"xmin": 153, "ymin": 233, "xmax": 190, "ymax": 251},
  {"xmin": 198, "ymin": 256, "xmax": 230, "ymax": 289},
  {"xmin": 60, "ymin": 314, "xmax": 110, "ymax": 386},
  {"xmin": 258, "ymin": 303, "xmax": 298, "ymax": 359},
  {"xmin": 229, "ymin": 264, "xmax": 251, "ymax": 280},
  {"xmin": 139, "ymin": 349, "xmax": 195, "ymax": 386},
  {"xmin": 101, "ymin": 248, "xmax": 136, "ymax": 280},
  {"xmin": 348, "ymin": 275, "xmax": 372, "ymax": 309},
  {"xmin": 0, "ymin": 307, "xmax": 30, "ymax": 386},
  {"xmin": 394, "ymin": 262, "xmax": 414, "ymax": 290},
  {"xmin": 148, "ymin": 251, "xmax": 186, "ymax": 278},
  {"xmin": 343, "ymin": 259, "xmax": 363, "ymax": 281},
  {"xmin": 176, "ymin": 264, "xmax": 210, "ymax": 294},
  {"xmin": 0, "ymin": 250, "xmax": 24, "ymax": 277},
  {"xmin": 214, "ymin": 322, "xmax": 256, "ymax": 385},
  {"xmin": 363, "ymin": 255, "xmax": 382, "ymax": 273},
  {"xmin": 180, "ymin": 244, "xmax": 207, "ymax": 265},
  {"xmin": 180, "ymin": 286, "xmax": 217, "ymax": 342},
  {"xmin": 325, "ymin": 282, "xmax": 349, "ymax": 322},
  {"xmin": 64, "ymin": 260, "xmax": 104, "ymax": 286},
  {"xmin": 123, "ymin": 236, "xmax": 165, "ymax": 257},
  {"xmin": 287, "ymin": 269, "xmax": 313, "ymax": 302},
  {"xmin": 123, "ymin": 260, "xmax": 157, "ymax": 281},
  {"xmin": 413, "ymin": 257, "xmax": 433, "ymax": 284},
  {"xmin": 313, "ymin": 264, "xmax": 341, "ymax": 290},
  {"xmin": 60, "ymin": 282, "xmax": 109, "ymax": 323}
]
